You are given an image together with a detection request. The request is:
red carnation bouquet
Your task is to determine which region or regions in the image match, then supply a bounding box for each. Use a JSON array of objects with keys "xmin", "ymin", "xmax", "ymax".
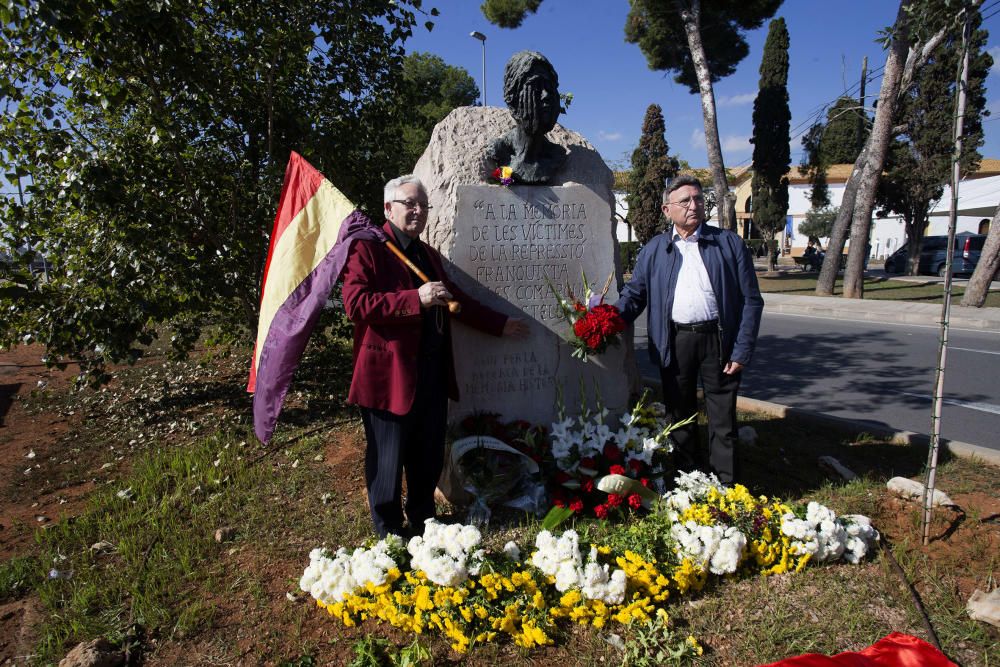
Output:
[{"xmin": 549, "ymin": 271, "xmax": 626, "ymax": 360}]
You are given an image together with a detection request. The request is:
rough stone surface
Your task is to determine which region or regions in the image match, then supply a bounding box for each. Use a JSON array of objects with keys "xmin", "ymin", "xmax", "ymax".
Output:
[
  {"xmin": 414, "ymin": 106, "xmax": 639, "ymax": 427},
  {"xmin": 886, "ymin": 476, "xmax": 955, "ymax": 507},
  {"xmin": 967, "ymin": 588, "xmax": 1000, "ymax": 627},
  {"xmin": 818, "ymin": 455, "xmax": 858, "ymax": 481},
  {"xmin": 214, "ymin": 526, "xmax": 236, "ymax": 543},
  {"xmin": 59, "ymin": 638, "xmax": 124, "ymax": 667}
]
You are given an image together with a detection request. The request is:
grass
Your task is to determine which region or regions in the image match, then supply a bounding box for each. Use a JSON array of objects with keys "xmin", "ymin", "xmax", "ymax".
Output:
[
  {"xmin": 4, "ymin": 335, "xmax": 998, "ymax": 666},
  {"xmin": 757, "ymin": 272, "xmax": 1000, "ymax": 307}
]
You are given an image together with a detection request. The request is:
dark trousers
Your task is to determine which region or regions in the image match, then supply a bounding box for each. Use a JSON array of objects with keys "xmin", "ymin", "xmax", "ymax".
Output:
[
  {"xmin": 359, "ymin": 366, "xmax": 448, "ymax": 538},
  {"xmin": 659, "ymin": 327, "xmax": 741, "ymax": 483}
]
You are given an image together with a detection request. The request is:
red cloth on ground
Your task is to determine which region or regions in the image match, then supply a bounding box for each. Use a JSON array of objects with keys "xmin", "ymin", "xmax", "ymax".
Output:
[{"xmin": 758, "ymin": 632, "xmax": 957, "ymax": 667}]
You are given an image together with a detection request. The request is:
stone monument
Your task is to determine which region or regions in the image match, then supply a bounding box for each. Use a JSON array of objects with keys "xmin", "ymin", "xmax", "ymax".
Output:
[{"xmin": 413, "ymin": 53, "xmax": 639, "ymax": 428}]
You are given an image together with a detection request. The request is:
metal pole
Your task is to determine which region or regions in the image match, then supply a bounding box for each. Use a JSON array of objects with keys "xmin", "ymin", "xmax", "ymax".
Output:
[
  {"xmin": 922, "ymin": 14, "xmax": 970, "ymax": 546},
  {"xmin": 470, "ymin": 32, "xmax": 487, "ymax": 106}
]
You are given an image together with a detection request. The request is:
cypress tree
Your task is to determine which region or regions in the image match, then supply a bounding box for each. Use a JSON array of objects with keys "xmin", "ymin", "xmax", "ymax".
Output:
[
  {"xmin": 750, "ymin": 17, "xmax": 791, "ymax": 267},
  {"xmin": 627, "ymin": 104, "xmax": 678, "ymax": 244}
]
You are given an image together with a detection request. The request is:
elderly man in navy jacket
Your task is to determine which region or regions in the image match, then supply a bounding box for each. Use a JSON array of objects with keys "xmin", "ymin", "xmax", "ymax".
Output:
[{"xmin": 616, "ymin": 175, "xmax": 763, "ymax": 483}]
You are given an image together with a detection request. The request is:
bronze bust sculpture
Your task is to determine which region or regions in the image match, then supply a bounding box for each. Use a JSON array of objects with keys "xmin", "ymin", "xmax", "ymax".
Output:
[{"xmin": 486, "ymin": 51, "xmax": 568, "ymax": 184}]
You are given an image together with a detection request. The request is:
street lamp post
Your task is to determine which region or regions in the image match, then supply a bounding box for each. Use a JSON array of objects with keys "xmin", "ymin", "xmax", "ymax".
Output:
[{"xmin": 470, "ymin": 31, "xmax": 486, "ymax": 107}]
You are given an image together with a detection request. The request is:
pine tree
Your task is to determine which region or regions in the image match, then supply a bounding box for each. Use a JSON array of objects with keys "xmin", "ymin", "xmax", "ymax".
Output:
[
  {"xmin": 628, "ymin": 104, "xmax": 679, "ymax": 244},
  {"xmin": 750, "ymin": 18, "xmax": 791, "ymax": 272}
]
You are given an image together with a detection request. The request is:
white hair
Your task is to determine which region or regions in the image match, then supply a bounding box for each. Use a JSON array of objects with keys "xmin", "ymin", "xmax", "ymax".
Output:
[{"xmin": 383, "ymin": 175, "xmax": 426, "ymax": 205}]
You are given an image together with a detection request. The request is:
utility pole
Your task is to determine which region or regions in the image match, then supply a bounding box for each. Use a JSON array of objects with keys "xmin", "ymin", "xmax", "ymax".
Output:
[{"xmin": 857, "ymin": 56, "xmax": 868, "ymax": 156}]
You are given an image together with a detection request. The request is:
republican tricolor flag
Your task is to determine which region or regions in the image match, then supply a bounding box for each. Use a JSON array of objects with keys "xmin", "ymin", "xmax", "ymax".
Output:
[{"xmin": 248, "ymin": 152, "xmax": 384, "ymax": 443}]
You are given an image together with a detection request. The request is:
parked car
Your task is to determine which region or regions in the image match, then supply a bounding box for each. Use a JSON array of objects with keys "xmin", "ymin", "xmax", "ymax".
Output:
[{"xmin": 883, "ymin": 233, "xmax": 986, "ymax": 276}]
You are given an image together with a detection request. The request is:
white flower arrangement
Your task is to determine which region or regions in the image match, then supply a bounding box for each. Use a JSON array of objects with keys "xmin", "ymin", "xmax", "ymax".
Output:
[
  {"xmin": 299, "ymin": 534, "xmax": 403, "ymax": 605},
  {"xmin": 670, "ymin": 520, "xmax": 747, "ymax": 575},
  {"xmin": 549, "ymin": 397, "xmax": 678, "ymax": 486},
  {"xmin": 407, "ymin": 519, "xmax": 485, "ymax": 587},
  {"xmin": 531, "ymin": 529, "xmax": 626, "ymax": 604},
  {"xmin": 781, "ymin": 502, "xmax": 879, "ymax": 564},
  {"xmin": 659, "ymin": 470, "xmax": 726, "ymax": 521}
]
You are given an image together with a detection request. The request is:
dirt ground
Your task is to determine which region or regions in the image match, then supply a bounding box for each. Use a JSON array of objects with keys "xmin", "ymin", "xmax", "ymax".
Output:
[{"xmin": 1, "ymin": 343, "xmax": 997, "ymax": 665}]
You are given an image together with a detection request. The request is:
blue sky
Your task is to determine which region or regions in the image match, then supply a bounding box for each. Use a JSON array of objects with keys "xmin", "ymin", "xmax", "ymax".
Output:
[{"xmin": 405, "ymin": 0, "xmax": 1000, "ymax": 171}]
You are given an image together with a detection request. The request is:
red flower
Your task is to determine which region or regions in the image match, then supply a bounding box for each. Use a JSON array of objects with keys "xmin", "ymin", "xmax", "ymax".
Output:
[
  {"xmin": 594, "ymin": 504, "xmax": 609, "ymax": 519},
  {"xmin": 581, "ymin": 478, "xmax": 595, "ymax": 493},
  {"xmin": 580, "ymin": 456, "xmax": 597, "ymax": 469},
  {"xmin": 640, "ymin": 477, "xmax": 650, "ymax": 487},
  {"xmin": 628, "ymin": 458, "xmax": 645, "ymax": 473},
  {"xmin": 569, "ymin": 498, "xmax": 584, "ymax": 513},
  {"xmin": 607, "ymin": 493, "xmax": 623, "ymax": 508},
  {"xmin": 553, "ymin": 497, "xmax": 566, "ymax": 508},
  {"xmin": 574, "ymin": 301, "xmax": 587, "ymax": 313},
  {"xmin": 609, "ymin": 464, "xmax": 626, "ymax": 476},
  {"xmin": 492, "ymin": 167, "xmax": 502, "ymax": 179},
  {"xmin": 603, "ymin": 443, "xmax": 622, "ymax": 462},
  {"xmin": 628, "ymin": 493, "xmax": 643, "ymax": 510}
]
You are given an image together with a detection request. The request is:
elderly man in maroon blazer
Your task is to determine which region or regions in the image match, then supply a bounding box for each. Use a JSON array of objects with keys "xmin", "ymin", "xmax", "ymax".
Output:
[{"xmin": 341, "ymin": 175, "xmax": 529, "ymax": 537}]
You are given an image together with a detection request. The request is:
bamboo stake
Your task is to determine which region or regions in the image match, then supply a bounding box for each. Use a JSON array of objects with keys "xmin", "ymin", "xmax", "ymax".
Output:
[{"xmin": 923, "ymin": 15, "xmax": 970, "ymax": 546}]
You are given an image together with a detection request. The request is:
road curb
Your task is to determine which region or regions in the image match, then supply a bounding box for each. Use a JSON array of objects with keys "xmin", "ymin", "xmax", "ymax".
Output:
[
  {"xmin": 735, "ymin": 396, "xmax": 1000, "ymax": 467},
  {"xmin": 641, "ymin": 377, "xmax": 1000, "ymax": 467}
]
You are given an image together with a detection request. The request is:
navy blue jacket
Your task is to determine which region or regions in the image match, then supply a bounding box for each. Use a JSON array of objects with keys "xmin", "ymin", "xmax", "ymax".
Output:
[{"xmin": 615, "ymin": 224, "xmax": 764, "ymax": 369}]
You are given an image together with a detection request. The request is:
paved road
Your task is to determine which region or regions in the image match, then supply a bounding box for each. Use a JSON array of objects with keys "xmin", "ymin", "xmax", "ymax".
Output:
[{"xmin": 632, "ymin": 310, "xmax": 1000, "ymax": 451}]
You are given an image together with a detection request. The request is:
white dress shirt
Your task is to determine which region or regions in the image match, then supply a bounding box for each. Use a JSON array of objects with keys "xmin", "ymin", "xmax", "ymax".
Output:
[{"xmin": 671, "ymin": 226, "xmax": 719, "ymax": 324}]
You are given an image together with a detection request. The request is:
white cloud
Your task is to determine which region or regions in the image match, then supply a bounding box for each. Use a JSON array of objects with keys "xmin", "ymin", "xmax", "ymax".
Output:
[
  {"xmin": 723, "ymin": 135, "xmax": 752, "ymax": 153},
  {"xmin": 598, "ymin": 130, "xmax": 623, "ymax": 141},
  {"xmin": 717, "ymin": 92, "xmax": 757, "ymax": 107},
  {"xmin": 990, "ymin": 47, "xmax": 1000, "ymax": 77},
  {"xmin": 690, "ymin": 128, "xmax": 706, "ymax": 149}
]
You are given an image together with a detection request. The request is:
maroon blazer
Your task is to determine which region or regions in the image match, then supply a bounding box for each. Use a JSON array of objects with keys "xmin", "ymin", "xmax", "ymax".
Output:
[{"xmin": 341, "ymin": 222, "xmax": 508, "ymax": 415}]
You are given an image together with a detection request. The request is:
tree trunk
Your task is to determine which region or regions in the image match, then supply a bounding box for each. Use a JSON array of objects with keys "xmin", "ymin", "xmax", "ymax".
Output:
[
  {"xmin": 961, "ymin": 203, "xmax": 1000, "ymax": 306},
  {"xmin": 815, "ymin": 142, "xmax": 867, "ymax": 295},
  {"xmin": 841, "ymin": 2, "xmax": 912, "ymax": 299},
  {"xmin": 677, "ymin": 0, "xmax": 735, "ymax": 231},
  {"xmin": 904, "ymin": 217, "xmax": 926, "ymax": 277}
]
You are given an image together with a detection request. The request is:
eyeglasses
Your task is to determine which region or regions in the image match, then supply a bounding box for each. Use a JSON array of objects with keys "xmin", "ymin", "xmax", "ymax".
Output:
[
  {"xmin": 666, "ymin": 195, "xmax": 705, "ymax": 209},
  {"xmin": 392, "ymin": 199, "xmax": 433, "ymax": 211}
]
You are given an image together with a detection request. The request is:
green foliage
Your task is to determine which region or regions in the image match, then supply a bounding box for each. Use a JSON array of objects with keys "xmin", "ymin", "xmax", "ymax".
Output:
[
  {"xmin": 480, "ymin": 0, "xmax": 542, "ymax": 28},
  {"xmin": 798, "ymin": 206, "xmax": 840, "ymax": 244},
  {"xmin": 820, "ymin": 97, "xmax": 867, "ymax": 165},
  {"xmin": 619, "ymin": 241, "xmax": 640, "ymax": 273},
  {"xmin": 799, "ymin": 122, "xmax": 831, "ymax": 209},
  {"xmin": 395, "ymin": 52, "xmax": 480, "ymax": 173},
  {"xmin": 29, "ymin": 427, "xmax": 266, "ymax": 662},
  {"xmin": 624, "ymin": 0, "xmax": 783, "ymax": 94},
  {"xmin": 750, "ymin": 18, "xmax": 791, "ymax": 243},
  {"xmin": 620, "ymin": 612, "xmax": 703, "ymax": 666},
  {"xmin": 0, "ymin": 554, "xmax": 43, "ymax": 602},
  {"xmin": 348, "ymin": 635, "xmax": 392, "ymax": 667},
  {"xmin": 876, "ymin": 13, "xmax": 990, "ymax": 275},
  {"xmin": 541, "ymin": 504, "xmax": 575, "ymax": 531},
  {"xmin": 0, "ymin": 0, "xmax": 451, "ymax": 384},
  {"xmin": 627, "ymin": 104, "xmax": 678, "ymax": 244}
]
